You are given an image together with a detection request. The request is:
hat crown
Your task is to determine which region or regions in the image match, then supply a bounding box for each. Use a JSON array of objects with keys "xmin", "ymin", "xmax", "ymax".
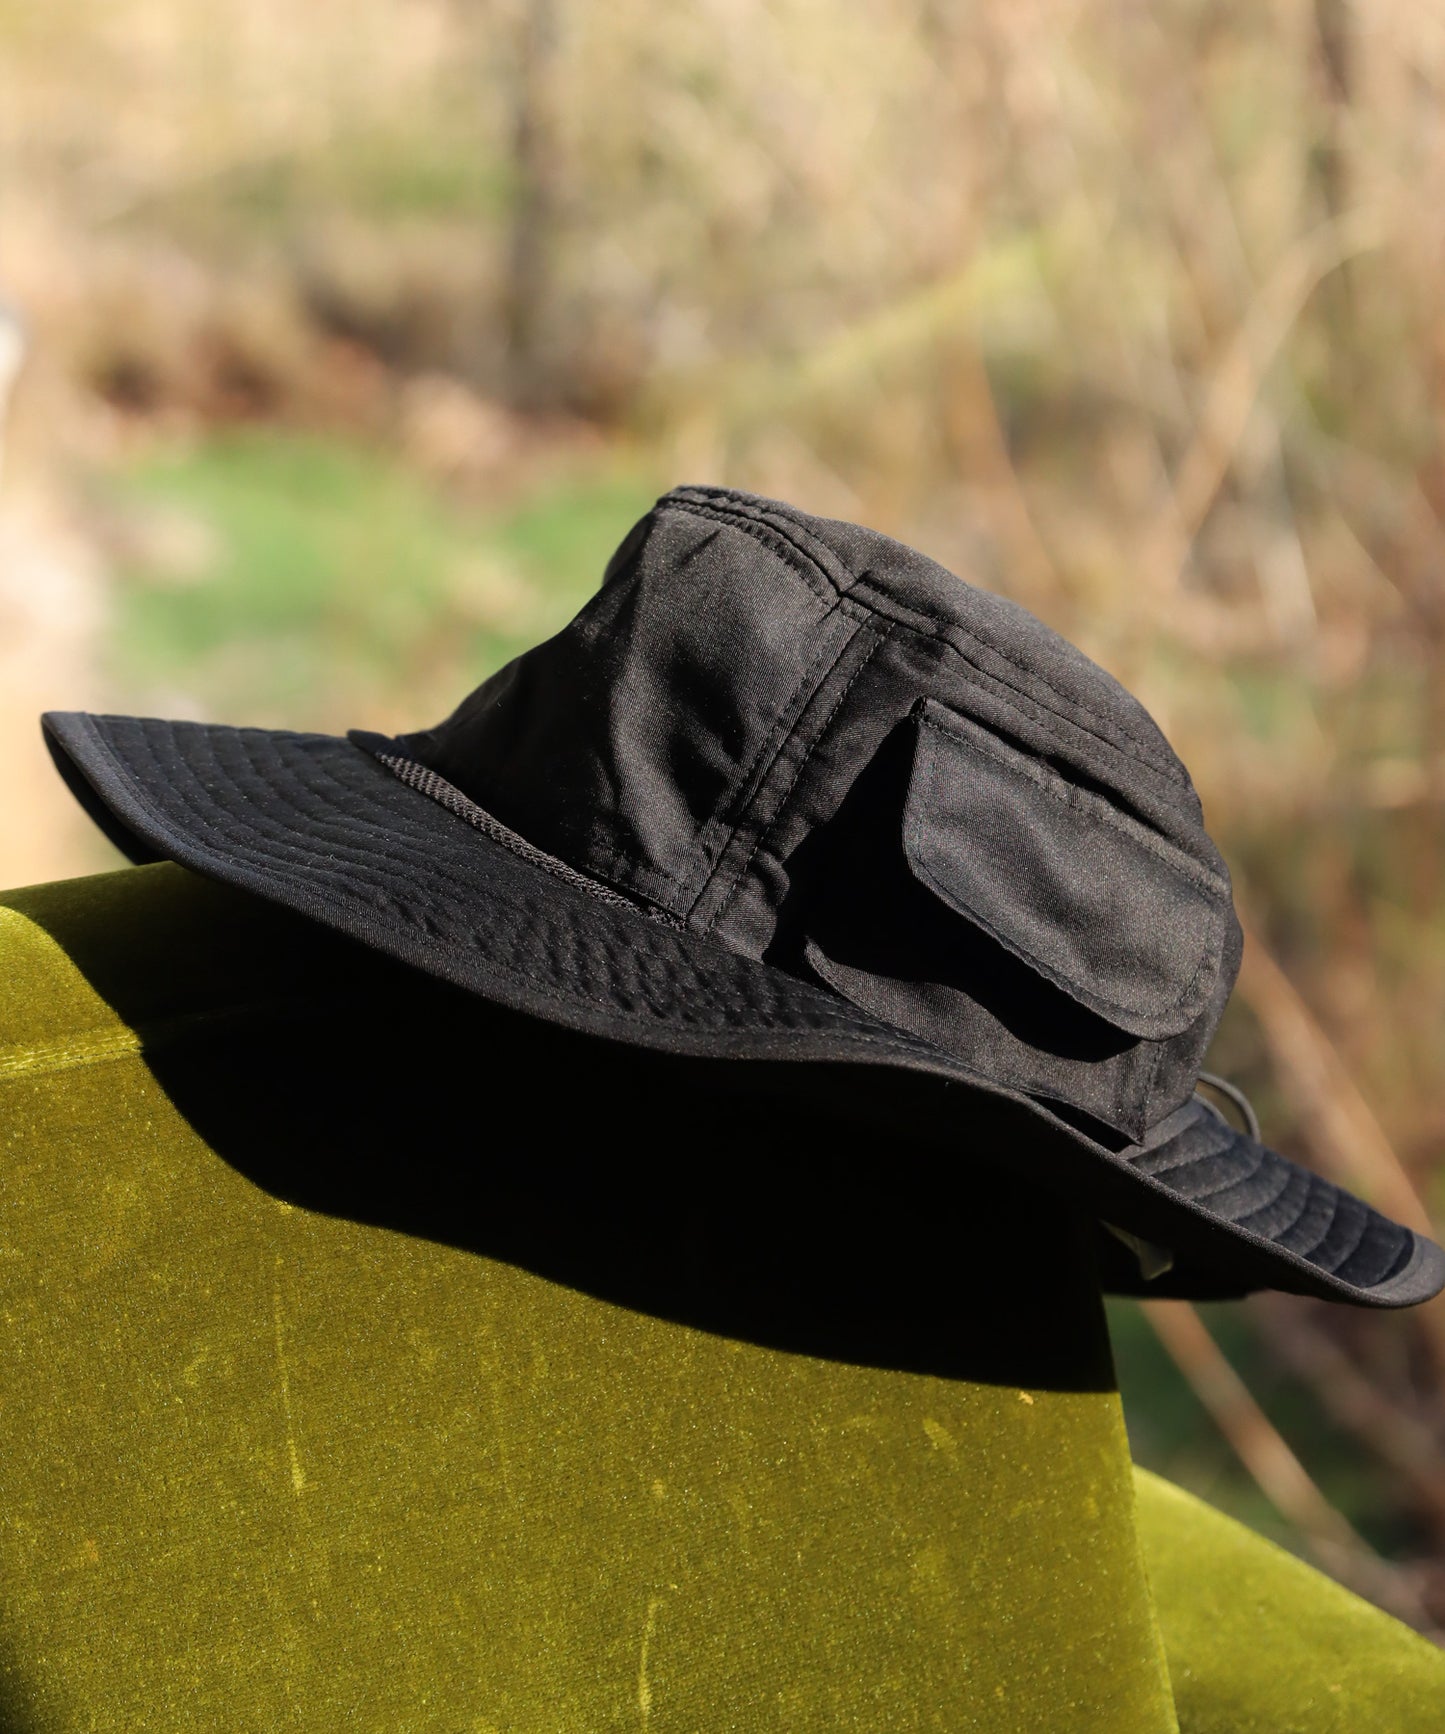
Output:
[{"xmin": 406, "ymin": 486, "xmax": 1241, "ymax": 1143}]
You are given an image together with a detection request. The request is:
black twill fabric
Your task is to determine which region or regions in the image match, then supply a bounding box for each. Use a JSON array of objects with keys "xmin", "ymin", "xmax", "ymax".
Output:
[
  {"xmin": 40, "ymin": 486, "xmax": 1445, "ymax": 1308},
  {"xmin": 401, "ymin": 487, "xmax": 1239, "ymax": 1145}
]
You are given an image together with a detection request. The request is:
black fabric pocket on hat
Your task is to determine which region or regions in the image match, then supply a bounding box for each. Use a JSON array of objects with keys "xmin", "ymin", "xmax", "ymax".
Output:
[
  {"xmin": 905, "ymin": 701, "xmax": 1227, "ymax": 1040},
  {"xmin": 800, "ymin": 700, "xmax": 1233, "ymax": 1140}
]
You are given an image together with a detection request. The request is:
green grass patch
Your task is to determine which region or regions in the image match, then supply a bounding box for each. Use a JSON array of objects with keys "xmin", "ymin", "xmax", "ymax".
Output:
[{"xmin": 104, "ymin": 429, "xmax": 660, "ymax": 728}]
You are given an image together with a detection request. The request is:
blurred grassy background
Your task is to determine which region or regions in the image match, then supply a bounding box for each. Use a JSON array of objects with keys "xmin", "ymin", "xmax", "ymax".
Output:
[{"xmin": 2, "ymin": 0, "xmax": 1443, "ymax": 1628}]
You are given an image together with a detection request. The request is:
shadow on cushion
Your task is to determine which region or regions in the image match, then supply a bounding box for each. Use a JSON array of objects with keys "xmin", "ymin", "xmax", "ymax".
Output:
[
  {"xmin": 1, "ymin": 865, "xmax": 1178, "ymax": 1732},
  {"xmin": 8, "ymin": 860, "xmax": 1119, "ymax": 1393}
]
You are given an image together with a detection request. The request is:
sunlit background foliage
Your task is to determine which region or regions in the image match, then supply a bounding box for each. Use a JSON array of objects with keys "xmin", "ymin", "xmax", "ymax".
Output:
[{"xmin": 2, "ymin": 0, "xmax": 1444, "ymax": 1628}]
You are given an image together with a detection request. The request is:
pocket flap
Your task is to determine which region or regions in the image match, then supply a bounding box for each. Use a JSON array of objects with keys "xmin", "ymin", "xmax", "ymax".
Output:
[{"xmin": 903, "ymin": 702, "xmax": 1229, "ymax": 1040}]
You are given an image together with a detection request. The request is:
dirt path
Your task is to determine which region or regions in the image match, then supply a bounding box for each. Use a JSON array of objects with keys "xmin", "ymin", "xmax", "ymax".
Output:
[{"xmin": 0, "ymin": 491, "xmax": 114, "ymax": 889}]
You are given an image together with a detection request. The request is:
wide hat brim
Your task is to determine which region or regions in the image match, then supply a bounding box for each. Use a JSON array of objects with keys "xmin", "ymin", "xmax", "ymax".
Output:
[{"xmin": 42, "ymin": 709, "xmax": 1445, "ymax": 1309}]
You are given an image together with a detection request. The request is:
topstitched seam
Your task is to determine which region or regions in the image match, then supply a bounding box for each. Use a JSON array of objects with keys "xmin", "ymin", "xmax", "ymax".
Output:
[
  {"xmin": 58, "ymin": 717, "xmax": 1398, "ymax": 1298},
  {"xmin": 673, "ymin": 612, "xmax": 857, "ymax": 909},
  {"xmin": 1189, "ymin": 1145, "xmax": 1273, "ymax": 1205},
  {"xmin": 667, "ymin": 494, "xmax": 853, "ymax": 604},
  {"xmin": 1289, "ymin": 1194, "xmax": 1376, "ymax": 1269},
  {"xmin": 1127, "ymin": 1119, "xmax": 1236, "ymax": 1174},
  {"xmin": 216, "ymin": 726, "xmax": 523, "ymax": 895},
  {"xmin": 65, "ymin": 724, "xmax": 937, "ymax": 1036},
  {"xmin": 125, "ymin": 722, "xmax": 1185, "ymax": 1163},
  {"xmin": 174, "ymin": 726, "xmax": 431, "ymax": 884},
  {"xmin": 1225, "ymin": 1164, "xmax": 1302, "ymax": 1224},
  {"xmin": 663, "ymin": 497, "xmax": 1189, "ymax": 784},
  {"xmin": 667, "ymin": 497, "xmax": 836, "ymax": 606},
  {"xmin": 81, "ymin": 720, "xmax": 571, "ymax": 919},
  {"xmin": 1140, "ymin": 1022, "xmax": 1173, "ymax": 1131},
  {"xmin": 369, "ymin": 749, "xmax": 683, "ymax": 928},
  {"xmin": 916, "ymin": 710, "xmax": 1224, "ymax": 894},
  {"xmin": 907, "ymin": 718, "xmax": 1220, "ymax": 1030},
  {"xmin": 851, "ymin": 574, "xmax": 1189, "ymax": 782},
  {"xmin": 702, "ymin": 622, "xmax": 891, "ymax": 938},
  {"xmin": 1371, "ymin": 1238, "xmax": 1417, "ymax": 1286},
  {"xmin": 1114, "ymin": 1140, "xmax": 1374, "ymax": 1286},
  {"xmin": 1273, "ymin": 1189, "xmax": 1347, "ymax": 1265},
  {"xmin": 909, "ymin": 659, "xmax": 1194, "ymax": 819},
  {"xmin": 1133, "ymin": 1138, "xmax": 1239, "ymax": 1181},
  {"xmin": 1317, "ymin": 1207, "xmax": 1373, "ymax": 1278}
]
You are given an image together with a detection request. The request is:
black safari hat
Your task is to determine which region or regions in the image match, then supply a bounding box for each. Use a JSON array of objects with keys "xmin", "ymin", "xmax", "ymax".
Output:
[{"xmin": 44, "ymin": 485, "xmax": 1445, "ymax": 1308}]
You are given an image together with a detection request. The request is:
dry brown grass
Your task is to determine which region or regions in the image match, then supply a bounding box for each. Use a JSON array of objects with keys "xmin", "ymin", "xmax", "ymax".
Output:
[{"xmin": 2, "ymin": 0, "xmax": 1444, "ymax": 1603}]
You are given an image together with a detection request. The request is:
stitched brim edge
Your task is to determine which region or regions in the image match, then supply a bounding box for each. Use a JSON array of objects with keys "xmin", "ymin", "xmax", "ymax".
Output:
[{"xmin": 40, "ymin": 710, "xmax": 1445, "ymax": 1310}]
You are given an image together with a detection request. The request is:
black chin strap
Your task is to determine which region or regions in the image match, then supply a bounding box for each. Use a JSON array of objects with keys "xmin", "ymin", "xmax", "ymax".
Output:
[{"xmin": 1195, "ymin": 1071, "xmax": 1262, "ymax": 1142}]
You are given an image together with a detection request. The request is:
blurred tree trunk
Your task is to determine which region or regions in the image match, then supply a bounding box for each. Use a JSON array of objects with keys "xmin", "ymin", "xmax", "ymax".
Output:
[
  {"xmin": 1312, "ymin": 0, "xmax": 1356, "ymax": 398},
  {"xmin": 1313, "ymin": 0, "xmax": 1352, "ymax": 219},
  {"xmin": 504, "ymin": 0, "xmax": 560, "ymax": 409}
]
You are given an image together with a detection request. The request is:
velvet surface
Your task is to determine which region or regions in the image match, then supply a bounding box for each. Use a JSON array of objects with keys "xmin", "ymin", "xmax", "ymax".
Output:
[
  {"xmin": 1135, "ymin": 1470, "xmax": 1445, "ymax": 1730},
  {"xmin": 0, "ymin": 865, "xmax": 1174, "ymax": 1731},
  {"xmin": 0, "ymin": 865, "xmax": 1439, "ymax": 1729}
]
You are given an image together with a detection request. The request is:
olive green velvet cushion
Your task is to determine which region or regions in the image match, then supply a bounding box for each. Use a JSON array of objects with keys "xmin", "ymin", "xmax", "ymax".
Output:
[
  {"xmin": 1133, "ymin": 1468, "xmax": 1445, "ymax": 1732},
  {"xmin": 0, "ymin": 865, "xmax": 1440, "ymax": 1731}
]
